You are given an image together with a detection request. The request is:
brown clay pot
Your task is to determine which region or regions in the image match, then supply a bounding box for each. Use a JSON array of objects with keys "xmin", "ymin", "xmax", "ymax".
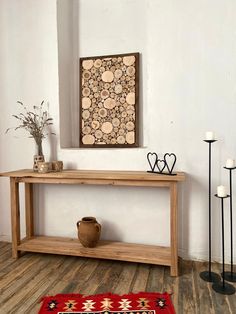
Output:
[{"xmin": 77, "ymin": 217, "xmax": 101, "ymax": 248}]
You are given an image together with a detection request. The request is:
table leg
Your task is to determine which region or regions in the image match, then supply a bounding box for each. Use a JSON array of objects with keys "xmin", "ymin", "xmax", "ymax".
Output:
[
  {"xmin": 170, "ymin": 182, "xmax": 178, "ymax": 276},
  {"xmin": 10, "ymin": 178, "xmax": 20, "ymax": 258},
  {"xmin": 25, "ymin": 183, "xmax": 34, "ymax": 238}
]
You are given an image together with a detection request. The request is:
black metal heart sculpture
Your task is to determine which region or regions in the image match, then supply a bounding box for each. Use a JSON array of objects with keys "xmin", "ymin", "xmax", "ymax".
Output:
[
  {"xmin": 147, "ymin": 152, "xmax": 158, "ymax": 172},
  {"xmin": 164, "ymin": 153, "xmax": 176, "ymax": 174},
  {"xmin": 156, "ymin": 159, "xmax": 166, "ymax": 173}
]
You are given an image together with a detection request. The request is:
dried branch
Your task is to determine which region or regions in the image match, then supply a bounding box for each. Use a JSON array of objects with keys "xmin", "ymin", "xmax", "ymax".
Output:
[{"xmin": 6, "ymin": 101, "xmax": 55, "ymax": 143}]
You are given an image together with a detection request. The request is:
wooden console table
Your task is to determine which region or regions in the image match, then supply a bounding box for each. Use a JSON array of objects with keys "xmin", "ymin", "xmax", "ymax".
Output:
[{"xmin": 0, "ymin": 169, "xmax": 185, "ymax": 276}]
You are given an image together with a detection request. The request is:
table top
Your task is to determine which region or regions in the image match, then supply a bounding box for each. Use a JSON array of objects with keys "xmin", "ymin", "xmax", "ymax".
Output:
[{"xmin": 0, "ymin": 169, "xmax": 185, "ymax": 182}]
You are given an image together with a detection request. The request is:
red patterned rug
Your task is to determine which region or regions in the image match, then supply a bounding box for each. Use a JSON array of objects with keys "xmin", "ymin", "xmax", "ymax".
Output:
[{"xmin": 38, "ymin": 292, "xmax": 175, "ymax": 314}]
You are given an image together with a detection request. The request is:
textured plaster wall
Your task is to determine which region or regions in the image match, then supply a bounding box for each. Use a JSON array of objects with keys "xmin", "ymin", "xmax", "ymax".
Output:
[{"xmin": 1, "ymin": 0, "xmax": 236, "ymax": 262}]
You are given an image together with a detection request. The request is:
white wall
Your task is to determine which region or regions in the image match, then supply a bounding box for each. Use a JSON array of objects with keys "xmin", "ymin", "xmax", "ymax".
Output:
[{"xmin": 1, "ymin": 0, "xmax": 236, "ymax": 263}]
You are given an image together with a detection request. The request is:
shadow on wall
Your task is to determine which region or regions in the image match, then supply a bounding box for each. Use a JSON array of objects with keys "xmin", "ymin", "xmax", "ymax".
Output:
[
  {"xmin": 100, "ymin": 219, "xmax": 124, "ymax": 242},
  {"xmin": 48, "ymin": 131, "xmax": 58, "ymax": 161},
  {"xmin": 178, "ymin": 174, "xmax": 208, "ymax": 260}
]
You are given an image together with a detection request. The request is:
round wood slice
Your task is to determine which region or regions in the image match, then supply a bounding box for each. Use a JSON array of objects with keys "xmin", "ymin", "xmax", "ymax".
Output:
[
  {"xmin": 119, "ymin": 128, "xmax": 125, "ymax": 136},
  {"xmin": 82, "ymin": 97, "xmax": 92, "ymax": 109},
  {"xmin": 82, "ymin": 126, "xmax": 91, "ymax": 134},
  {"xmin": 82, "ymin": 110, "xmax": 90, "ymax": 120},
  {"xmin": 117, "ymin": 135, "xmax": 125, "ymax": 144},
  {"xmin": 126, "ymin": 121, "xmax": 134, "ymax": 131},
  {"xmin": 94, "ymin": 59, "xmax": 102, "ymax": 68},
  {"xmin": 126, "ymin": 92, "xmax": 135, "ymax": 105},
  {"xmin": 126, "ymin": 66, "xmax": 135, "ymax": 76},
  {"xmin": 127, "ymin": 105, "xmax": 134, "ymax": 111},
  {"xmin": 104, "ymin": 98, "xmax": 116, "ymax": 109},
  {"xmin": 93, "ymin": 112, "xmax": 99, "ymax": 119},
  {"xmin": 95, "ymin": 130, "xmax": 103, "ymax": 139},
  {"xmin": 101, "ymin": 122, "xmax": 113, "ymax": 134},
  {"xmin": 120, "ymin": 97, "xmax": 126, "ymax": 104},
  {"xmin": 92, "ymin": 86, "xmax": 98, "ymax": 93},
  {"xmin": 112, "ymin": 117, "xmax": 120, "ymax": 127},
  {"xmin": 114, "ymin": 69, "xmax": 122, "ymax": 79},
  {"xmin": 83, "ymin": 70, "xmax": 91, "ymax": 80},
  {"xmin": 121, "ymin": 111, "xmax": 127, "ymax": 118},
  {"xmin": 128, "ymin": 79, "xmax": 135, "ymax": 86},
  {"xmin": 103, "ymin": 134, "xmax": 108, "ymax": 141},
  {"xmin": 103, "ymin": 84, "xmax": 109, "ymax": 90},
  {"xmin": 111, "ymin": 138, "xmax": 117, "ymax": 144},
  {"xmin": 102, "ymin": 71, "xmax": 114, "ymax": 82},
  {"xmin": 126, "ymin": 131, "xmax": 135, "ymax": 144},
  {"xmin": 123, "ymin": 56, "xmax": 135, "ymax": 66},
  {"xmin": 82, "ymin": 60, "xmax": 94, "ymax": 70},
  {"xmin": 82, "ymin": 134, "xmax": 95, "ymax": 144},
  {"xmin": 110, "ymin": 66, "xmax": 116, "ymax": 72},
  {"xmin": 101, "ymin": 89, "xmax": 109, "ymax": 99},
  {"xmin": 98, "ymin": 108, "xmax": 108, "ymax": 118},
  {"xmin": 91, "ymin": 120, "xmax": 100, "ymax": 129},
  {"xmin": 82, "ymin": 87, "xmax": 91, "ymax": 97},
  {"xmin": 115, "ymin": 84, "xmax": 123, "ymax": 94}
]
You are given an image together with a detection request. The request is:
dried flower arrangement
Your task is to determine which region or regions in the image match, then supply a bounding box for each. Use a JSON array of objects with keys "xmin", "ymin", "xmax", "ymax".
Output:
[{"xmin": 6, "ymin": 100, "xmax": 55, "ymax": 156}]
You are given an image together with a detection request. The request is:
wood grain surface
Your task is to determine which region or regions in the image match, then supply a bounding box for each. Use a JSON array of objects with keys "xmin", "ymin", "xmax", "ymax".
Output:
[{"xmin": 0, "ymin": 169, "xmax": 185, "ymax": 182}]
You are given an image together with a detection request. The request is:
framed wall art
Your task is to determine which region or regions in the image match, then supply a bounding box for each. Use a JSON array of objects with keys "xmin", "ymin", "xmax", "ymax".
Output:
[{"xmin": 80, "ymin": 52, "xmax": 139, "ymax": 148}]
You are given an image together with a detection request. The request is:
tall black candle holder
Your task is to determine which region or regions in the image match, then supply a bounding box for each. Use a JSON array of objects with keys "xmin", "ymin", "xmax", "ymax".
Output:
[
  {"xmin": 200, "ymin": 140, "xmax": 221, "ymax": 282},
  {"xmin": 212, "ymin": 194, "xmax": 235, "ymax": 295},
  {"xmin": 223, "ymin": 166, "xmax": 236, "ymax": 282}
]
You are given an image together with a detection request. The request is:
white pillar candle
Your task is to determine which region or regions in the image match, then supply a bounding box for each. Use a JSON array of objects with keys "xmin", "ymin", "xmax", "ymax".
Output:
[
  {"xmin": 217, "ymin": 185, "xmax": 227, "ymax": 197},
  {"xmin": 205, "ymin": 131, "xmax": 215, "ymax": 140},
  {"xmin": 226, "ymin": 158, "xmax": 235, "ymax": 168}
]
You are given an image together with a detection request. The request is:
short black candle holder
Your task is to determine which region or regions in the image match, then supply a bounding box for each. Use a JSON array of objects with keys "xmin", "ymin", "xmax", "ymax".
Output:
[
  {"xmin": 200, "ymin": 139, "xmax": 220, "ymax": 283},
  {"xmin": 212, "ymin": 194, "xmax": 235, "ymax": 295},
  {"xmin": 222, "ymin": 166, "xmax": 236, "ymax": 282}
]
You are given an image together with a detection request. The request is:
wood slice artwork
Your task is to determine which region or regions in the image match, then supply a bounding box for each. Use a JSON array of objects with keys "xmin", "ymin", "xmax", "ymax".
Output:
[{"xmin": 80, "ymin": 52, "xmax": 139, "ymax": 147}]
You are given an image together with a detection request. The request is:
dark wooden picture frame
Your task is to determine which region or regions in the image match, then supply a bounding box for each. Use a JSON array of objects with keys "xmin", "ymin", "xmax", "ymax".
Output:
[{"xmin": 79, "ymin": 52, "xmax": 139, "ymax": 148}]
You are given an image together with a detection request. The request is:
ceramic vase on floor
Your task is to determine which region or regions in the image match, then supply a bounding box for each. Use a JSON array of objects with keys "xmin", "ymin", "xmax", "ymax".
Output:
[{"xmin": 77, "ymin": 217, "xmax": 101, "ymax": 248}]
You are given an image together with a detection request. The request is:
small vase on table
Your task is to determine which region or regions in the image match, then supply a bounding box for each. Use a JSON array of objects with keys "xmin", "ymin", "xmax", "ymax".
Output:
[{"xmin": 33, "ymin": 139, "xmax": 44, "ymax": 172}]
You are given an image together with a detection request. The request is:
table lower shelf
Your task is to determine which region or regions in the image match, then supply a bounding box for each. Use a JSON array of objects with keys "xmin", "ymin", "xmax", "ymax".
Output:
[{"xmin": 17, "ymin": 236, "xmax": 171, "ymax": 266}]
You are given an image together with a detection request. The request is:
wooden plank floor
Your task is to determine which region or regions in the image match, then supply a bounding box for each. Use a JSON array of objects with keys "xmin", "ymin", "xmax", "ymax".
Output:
[{"xmin": 0, "ymin": 242, "xmax": 235, "ymax": 314}]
